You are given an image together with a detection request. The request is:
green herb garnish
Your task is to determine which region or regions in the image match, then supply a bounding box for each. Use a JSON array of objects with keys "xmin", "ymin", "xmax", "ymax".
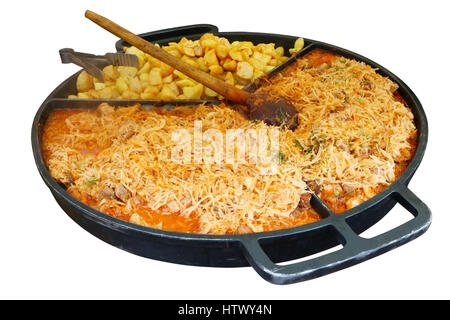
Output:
[
  {"xmin": 294, "ymin": 139, "xmax": 304, "ymax": 150},
  {"xmin": 278, "ymin": 150, "xmax": 288, "ymax": 164},
  {"xmin": 343, "ymin": 190, "xmax": 355, "ymax": 196},
  {"xmin": 85, "ymin": 176, "xmax": 99, "ymax": 188}
]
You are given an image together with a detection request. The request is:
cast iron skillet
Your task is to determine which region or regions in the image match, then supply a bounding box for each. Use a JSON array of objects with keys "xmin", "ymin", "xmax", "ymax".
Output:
[{"xmin": 32, "ymin": 25, "xmax": 431, "ymax": 285}]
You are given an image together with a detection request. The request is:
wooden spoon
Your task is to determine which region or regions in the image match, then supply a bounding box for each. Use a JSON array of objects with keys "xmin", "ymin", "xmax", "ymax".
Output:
[{"xmin": 85, "ymin": 10, "xmax": 298, "ymax": 129}]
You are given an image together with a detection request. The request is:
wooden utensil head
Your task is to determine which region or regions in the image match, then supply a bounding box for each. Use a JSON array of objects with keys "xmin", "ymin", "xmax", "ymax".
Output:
[{"xmin": 245, "ymin": 93, "xmax": 299, "ymax": 130}]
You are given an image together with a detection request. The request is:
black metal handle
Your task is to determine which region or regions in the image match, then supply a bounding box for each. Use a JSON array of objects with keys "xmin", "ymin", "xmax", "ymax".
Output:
[
  {"xmin": 115, "ymin": 24, "xmax": 219, "ymax": 51},
  {"xmin": 240, "ymin": 185, "xmax": 431, "ymax": 285}
]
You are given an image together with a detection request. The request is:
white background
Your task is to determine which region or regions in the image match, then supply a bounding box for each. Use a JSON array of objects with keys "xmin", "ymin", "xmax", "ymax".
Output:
[{"xmin": 1, "ymin": 0, "xmax": 449, "ymax": 299}]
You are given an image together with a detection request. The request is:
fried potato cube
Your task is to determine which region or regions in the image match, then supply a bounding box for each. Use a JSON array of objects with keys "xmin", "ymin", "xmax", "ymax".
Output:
[
  {"xmin": 183, "ymin": 84, "xmax": 203, "ymax": 99},
  {"xmin": 182, "ymin": 45, "xmax": 196, "ymax": 57},
  {"xmin": 199, "ymin": 33, "xmax": 216, "ymax": 42},
  {"xmin": 125, "ymin": 46, "xmax": 146, "ymax": 66},
  {"xmin": 110, "ymin": 87, "xmax": 121, "ymax": 99},
  {"xmin": 196, "ymin": 57, "xmax": 209, "ymax": 72},
  {"xmin": 94, "ymin": 82, "xmax": 106, "ymax": 90},
  {"xmin": 159, "ymin": 85, "xmax": 178, "ymax": 100},
  {"xmin": 201, "ymin": 39, "xmax": 218, "ymax": 49},
  {"xmin": 181, "ymin": 56, "xmax": 200, "ymax": 69},
  {"xmin": 173, "ymin": 70, "xmax": 189, "ymax": 80},
  {"xmin": 160, "ymin": 62, "xmax": 174, "ymax": 77},
  {"xmin": 204, "ymin": 49, "xmax": 219, "ymax": 66},
  {"xmin": 209, "ymin": 65, "xmax": 224, "ymax": 75},
  {"xmin": 289, "ymin": 37, "xmax": 305, "ymax": 55},
  {"xmin": 249, "ymin": 57, "xmax": 265, "ymax": 71},
  {"xmin": 121, "ymin": 90, "xmax": 140, "ymax": 99},
  {"xmin": 97, "ymin": 87, "xmax": 113, "ymax": 99},
  {"xmin": 89, "ymin": 87, "xmax": 112, "ymax": 99},
  {"xmin": 167, "ymin": 42, "xmax": 179, "ymax": 48},
  {"xmin": 118, "ymin": 66, "xmax": 138, "ymax": 79},
  {"xmin": 204, "ymin": 87, "xmax": 218, "ymax": 97},
  {"xmin": 216, "ymin": 44, "xmax": 230, "ymax": 60},
  {"xmin": 254, "ymin": 69, "xmax": 264, "ymax": 79},
  {"xmin": 259, "ymin": 52, "xmax": 272, "ymax": 65},
  {"xmin": 165, "ymin": 48, "xmax": 182, "ymax": 58},
  {"xmin": 269, "ymin": 58, "xmax": 279, "ymax": 66},
  {"xmin": 168, "ymin": 82, "xmax": 180, "ymax": 96},
  {"xmin": 148, "ymin": 56, "xmax": 163, "ymax": 69},
  {"xmin": 229, "ymin": 49, "xmax": 243, "ymax": 61},
  {"xmin": 236, "ymin": 61, "xmax": 254, "ymax": 80},
  {"xmin": 116, "ymin": 77, "xmax": 129, "ymax": 94},
  {"xmin": 264, "ymin": 65, "xmax": 275, "ymax": 73},
  {"xmin": 240, "ymin": 46, "xmax": 253, "ymax": 59},
  {"xmin": 222, "ymin": 58, "xmax": 237, "ymax": 71},
  {"xmin": 260, "ymin": 43, "xmax": 276, "ymax": 57},
  {"xmin": 178, "ymin": 37, "xmax": 189, "ymax": 45},
  {"xmin": 176, "ymin": 79, "xmax": 196, "ymax": 88},
  {"xmin": 224, "ymin": 72, "xmax": 235, "ymax": 86},
  {"xmin": 138, "ymin": 61, "xmax": 151, "ymax": 75},
  {"xmin": 139, "ymin": 72, "xmax": 150, "ymax": 82},
  {"xmin": 294, "ymin": 37, "xmax": 304, "ymax": 50},
  {"xmin": 129, "ymin": 77, "xmax": 143, "ymax": 94},
  {"xmin": 141, "ymin": 85, "xmax": 160, "ymax": 99},
  {"xmin": 149, "ymin": 68, "xmax": 162, "ymax": 85},
  {"xmin": 193, "ymin": 43, "xmax": 203, "ymax": 56},
  {"xmin": 275, "ymin": 46, "xmax": 284, "ymax": 57},
  {"xmin": 76, "ymin": 71, "xmax": 94, "ymax": 92},
  {"xmin": 218, "ymin": 37, "xmax": 231, "ymax": 47},
  {"xmin": 163, "ymin": 74, "xmax": 173, "ymax": 83},
  {"xmin": 103, "ymin": 65, "xmax": 118, "ymax": 82},
  {"xmin": 77, "ymin": 92, "xmax": 91, "ymax": 99}
]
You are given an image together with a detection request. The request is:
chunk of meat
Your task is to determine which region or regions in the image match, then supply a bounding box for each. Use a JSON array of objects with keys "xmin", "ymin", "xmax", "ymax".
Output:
[
  {"xmin": 98, "ymin": 186, "xmax": 115, "ymax": 200},
  {"xmin": 307, "ymin": 180, "xmax": 322, "ymax": 194},
  {"xmin": 394, "ymin": 148, "xmax": 412, "ymax": 162},
  {"xmin": 129, "ymin": 213, "xmax": 149, "ymax": 227},
  {"xmin": 298, "ymin": 193, "xmax": 312, "ymax": 209},
  {"xmin": 166, "ymin": 200, "xmax": 180, "ymax": 213},
  {"xmin": 118, "ymin": 120, "xmax": 137, "ymax": 140},
  {"xmin": 346, "ymin": 197, "xmax": 364, "ymax": 209},
  {"xmin": 97, "ymin": 103, "xmax": 115, "ymax": 116},
  {"xmin": 58, "ymin": 170, "xmax": 73, "ymax": 187},
  {"xmin": 115, "ymin": 184, "xmax": 130, "ymax": 202},
  {"xmin": 235, "ymin": 223, "xmax": 252, "ymax": 234},
  {"xmin": 341, "ymin": 183, "xmax": 355, "ymax": 194}
]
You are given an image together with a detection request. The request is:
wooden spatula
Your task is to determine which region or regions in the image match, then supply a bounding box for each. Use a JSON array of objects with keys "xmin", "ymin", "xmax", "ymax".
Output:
[{"xmin": 85, "ymin": 10, "xmax": 298, "ymax": 129}]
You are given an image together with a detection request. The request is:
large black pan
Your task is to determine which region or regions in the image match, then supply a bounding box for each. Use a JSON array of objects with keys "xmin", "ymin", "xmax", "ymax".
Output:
[{"xmin": 32, "ymin": 25, "xmax": 431, "ymax": 284}]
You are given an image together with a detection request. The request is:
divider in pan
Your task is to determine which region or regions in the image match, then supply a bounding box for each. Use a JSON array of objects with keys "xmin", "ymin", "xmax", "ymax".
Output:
[{"xmin": 33, "ymin": 28, "xmax": 431, "ymax": 284}]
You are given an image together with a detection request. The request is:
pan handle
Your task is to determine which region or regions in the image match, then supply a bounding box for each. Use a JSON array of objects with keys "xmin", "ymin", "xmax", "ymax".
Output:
[
  {"xmin": 115, "ymin": 24, "xmax": 219, "ymax": 51},
  {"xmin": 240, "ymin": 185, "xmax": 431, "ymax": 285}
]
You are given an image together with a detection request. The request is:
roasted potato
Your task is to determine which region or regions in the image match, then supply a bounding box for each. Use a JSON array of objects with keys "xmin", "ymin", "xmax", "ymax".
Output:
[{"xmin": 70, "ymin": 34, "xmax": 304, "ymax": 100}]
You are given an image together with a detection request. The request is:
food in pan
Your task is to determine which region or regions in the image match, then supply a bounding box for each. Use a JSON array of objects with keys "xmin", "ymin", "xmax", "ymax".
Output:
[
  {"xmin": 256, "ymin": 50, "xmax": 417, "ymax": 212},
  {"xmin": 69, "ymin": 34, "xmax": 304, "ymax": 100},
  {"xmin": 43, "ymin": 49, "xmax": 417, "ymax": 234},
  {"xmin": 43, "ymin": 103, "xmax": 321, "ymax": 234}
]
